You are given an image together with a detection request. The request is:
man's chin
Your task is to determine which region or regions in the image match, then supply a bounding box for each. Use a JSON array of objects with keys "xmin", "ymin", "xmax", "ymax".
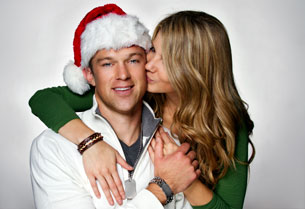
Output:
[{"xmin": 113, "ymin": 103, "xmax": 142, "ymax": 115}]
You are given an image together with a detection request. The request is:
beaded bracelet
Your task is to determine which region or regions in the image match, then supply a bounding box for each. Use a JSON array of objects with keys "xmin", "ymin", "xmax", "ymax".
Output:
[{"xmin": 77, "ymin": 132, "xmax": 103, "ymax": 155}]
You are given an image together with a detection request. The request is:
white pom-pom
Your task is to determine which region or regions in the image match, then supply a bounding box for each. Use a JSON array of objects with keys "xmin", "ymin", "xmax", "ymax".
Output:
[{"xmin": 63, "ymin": 61, "xmax": 90, "ymax": 95}]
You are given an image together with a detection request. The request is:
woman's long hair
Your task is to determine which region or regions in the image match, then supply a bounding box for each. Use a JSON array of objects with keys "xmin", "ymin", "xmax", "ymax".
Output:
[{"xmin": 147, "ymin": 11, "xmax": 255, "ymax": 187}]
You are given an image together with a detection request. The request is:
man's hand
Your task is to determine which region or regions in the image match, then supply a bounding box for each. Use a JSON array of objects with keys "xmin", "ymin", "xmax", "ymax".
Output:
[
  {"xmin": 82, "ymin": 141, "xmax": 133, "ymax": 205},
  {"xmin": 150, "ymin": 135, "xmax": 200, "ymax": 195}
]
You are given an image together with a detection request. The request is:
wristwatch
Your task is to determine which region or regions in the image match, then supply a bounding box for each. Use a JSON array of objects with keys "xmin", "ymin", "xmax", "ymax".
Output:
[{"xmin": 149, "ymin": 176, "xmax": 174, "ymax": 205}]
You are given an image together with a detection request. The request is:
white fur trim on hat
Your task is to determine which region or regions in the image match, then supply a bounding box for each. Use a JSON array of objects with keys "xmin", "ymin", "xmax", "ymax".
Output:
[
  {"xmin": 63, "ymin": 61, "xmax": 90, "ymax": 95},
  {"xmin": 80, "ymin": 13, "xmax": 151, "ymax": 67}
]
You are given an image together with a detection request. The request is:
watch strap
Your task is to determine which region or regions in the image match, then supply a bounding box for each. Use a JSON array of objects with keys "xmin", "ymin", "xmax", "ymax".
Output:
[{"xmin": 149, "ymin": 176, "xmax": 174, "ymax": 205}]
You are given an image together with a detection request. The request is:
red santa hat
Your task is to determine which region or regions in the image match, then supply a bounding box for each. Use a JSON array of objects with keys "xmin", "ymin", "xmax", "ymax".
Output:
[{"xmin": 63, "ymin": 4, "xmax": 151, "ymax": 94}]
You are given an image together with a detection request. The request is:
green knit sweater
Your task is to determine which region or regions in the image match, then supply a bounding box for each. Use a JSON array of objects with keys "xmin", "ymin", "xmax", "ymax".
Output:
[{"xmin": 29, "ymin": 86, "xmax": 250, "ymax": 209}]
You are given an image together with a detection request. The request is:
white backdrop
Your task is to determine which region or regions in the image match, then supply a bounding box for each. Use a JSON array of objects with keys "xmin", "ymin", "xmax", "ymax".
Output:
[{"xmin": 0, "ymin": 0, "xmax": 304, "ymax": 208}]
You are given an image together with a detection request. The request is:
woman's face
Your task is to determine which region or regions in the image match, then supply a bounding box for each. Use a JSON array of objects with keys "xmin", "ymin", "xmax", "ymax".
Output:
[{"xmin": 145, "ymin": 32, "xmax": 175, "ymax": 94}]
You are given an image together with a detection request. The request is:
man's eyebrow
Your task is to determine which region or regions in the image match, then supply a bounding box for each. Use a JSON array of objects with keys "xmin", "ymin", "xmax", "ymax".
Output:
[
  {"xmin": 128, "ymin": 52, "xmax": 145, "ymax": 58},
  {"xmin": 95, "ymin": 52, "xmax": 144, "ymax": 63},
  {"xmin": 96, "ymin": 57, "xmax": 113, "ymax": 63}
]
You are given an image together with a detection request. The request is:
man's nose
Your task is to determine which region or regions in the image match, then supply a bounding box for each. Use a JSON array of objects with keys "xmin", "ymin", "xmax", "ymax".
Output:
[{"xmin": 116, "ymin": 63, "xmax": 130, "ymax": 80}]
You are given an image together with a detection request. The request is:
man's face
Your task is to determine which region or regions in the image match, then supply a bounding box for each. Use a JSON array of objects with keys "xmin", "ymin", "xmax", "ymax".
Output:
[{"xmin": 85, "ymin": 46, "xmax": 147, "ymax": 115}]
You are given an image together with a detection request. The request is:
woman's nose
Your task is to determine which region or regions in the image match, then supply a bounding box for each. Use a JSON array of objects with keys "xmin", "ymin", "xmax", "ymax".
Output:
[{"xmin": 145, "ymin": 51, "xmax": 154, "ymax": 72}]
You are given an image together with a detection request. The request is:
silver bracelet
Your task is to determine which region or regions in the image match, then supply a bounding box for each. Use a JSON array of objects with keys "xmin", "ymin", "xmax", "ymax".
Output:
[{"xmin": 149, "ymin": 176, "xmax": 173, "ymax": 205}]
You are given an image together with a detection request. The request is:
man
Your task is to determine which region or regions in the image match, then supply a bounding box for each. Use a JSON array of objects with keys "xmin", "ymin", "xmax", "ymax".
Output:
[{"xmin": 30, "ymin": 4, "xmax": 198, "ymax": 209}]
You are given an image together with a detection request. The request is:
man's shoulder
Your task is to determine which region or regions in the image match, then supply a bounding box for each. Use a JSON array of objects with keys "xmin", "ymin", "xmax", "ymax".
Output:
[
  {"xmin": 32, "ymin": 129, "xmax": 71, "ymax": 148},
  {"xmin": 30, "ymin": 129, "xmax": 78, "ymax": 162},
  {"xmin": 77, "ymin": 108, "xmax": 101, "ymax": 128}
]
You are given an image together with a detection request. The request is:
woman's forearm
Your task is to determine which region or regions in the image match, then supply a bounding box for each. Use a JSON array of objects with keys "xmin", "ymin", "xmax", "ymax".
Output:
[
  {"xmin": 184, "ymin": 179, "xmax": 213, "ymax": 206},
  {"xmin": 58, "ymin": 119, "xmax": 95, "ymax": 144}
]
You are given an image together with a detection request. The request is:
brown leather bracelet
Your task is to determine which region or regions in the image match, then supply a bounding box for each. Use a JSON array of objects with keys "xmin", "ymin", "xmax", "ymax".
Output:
[{"xmin": 77, "ymin": 132, "xmax": 103, "ymax": 155}]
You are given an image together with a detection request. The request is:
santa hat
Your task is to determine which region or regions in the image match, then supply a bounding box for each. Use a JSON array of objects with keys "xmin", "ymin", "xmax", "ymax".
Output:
[{"xmin": 63, "ymin": 4, "xmax": 151, "ymax": 94}]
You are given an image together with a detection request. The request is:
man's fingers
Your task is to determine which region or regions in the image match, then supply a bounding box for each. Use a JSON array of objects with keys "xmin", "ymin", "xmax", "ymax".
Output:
[
  {"xmin": 104, "ymin": 174, "xmax": 122, "ymax": 205},
  {"xmin": 195, "ymin": 168, "xmax": 201, "ymax": 178},
  {"xmin": 116, "ymin": 152, "xmax": 133, "ymax": 171},
  {"xmin": 97, "ymin": 175, "xmax": 114, "ymax": 206},
  {"xmin": 177, "ymin": 142, "xmax": 191, "ymax": 154},
  {"xmin": 192, "ymin": 159, "xmax": 199, "ymax": 169},
  {"xmin": 89, "ymin": 176, "xmax": 101, "ymax": 199},
  {"xmin": 187, "ymin": 150, "xmax": 197, "ymax": 161}
]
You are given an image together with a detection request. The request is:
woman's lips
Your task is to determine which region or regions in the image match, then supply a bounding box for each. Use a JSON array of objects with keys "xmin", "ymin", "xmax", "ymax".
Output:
[{"xmin": 146, "ymin": 75, "xmax": 154, "ymax": 83}]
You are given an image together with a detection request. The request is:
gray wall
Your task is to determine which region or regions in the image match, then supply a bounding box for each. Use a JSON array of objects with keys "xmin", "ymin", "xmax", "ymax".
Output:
[{"xmin": 0, "ymin": 0, "xmax": 304, "ymax": 208}]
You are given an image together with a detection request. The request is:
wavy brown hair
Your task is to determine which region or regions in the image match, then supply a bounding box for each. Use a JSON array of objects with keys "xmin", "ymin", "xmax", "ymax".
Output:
[{"xmin": 146, "ymin": 11, "xmax": 255, "ymax": 187}]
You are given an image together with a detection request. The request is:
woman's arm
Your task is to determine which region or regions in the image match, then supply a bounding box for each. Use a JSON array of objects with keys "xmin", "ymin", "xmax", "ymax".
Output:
[
  {"xmin": 28, "ymin": 86, "xmax": 133, "ymax": 205},
  {"xmin": 29, "ymin": 86, "xmax": 94, "ymax": 134}
]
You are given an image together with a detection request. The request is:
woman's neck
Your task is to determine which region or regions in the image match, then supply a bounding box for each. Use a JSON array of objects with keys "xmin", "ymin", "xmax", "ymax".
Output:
[{"xmin": 163, "ymin": 92, "xmax": 179, "ymax": 130}]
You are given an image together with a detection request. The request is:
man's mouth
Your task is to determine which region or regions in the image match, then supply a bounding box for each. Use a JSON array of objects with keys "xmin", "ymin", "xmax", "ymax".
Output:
[{"xmin": 114, "ymin": 86, "xmax": 132, "ymax": 91}]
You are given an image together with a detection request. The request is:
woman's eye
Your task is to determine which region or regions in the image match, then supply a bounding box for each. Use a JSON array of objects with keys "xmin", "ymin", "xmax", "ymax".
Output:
[{"xmin": 149, "ymin": 47, "xmax": 155, "ymax": 53}]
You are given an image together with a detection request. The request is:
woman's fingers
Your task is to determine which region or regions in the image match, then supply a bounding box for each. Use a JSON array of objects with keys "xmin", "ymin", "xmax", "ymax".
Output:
[
  {"xmin": 82, "ymin": 142, "xmax": 126, "ymax": 205},
  {"xmin": 112, "ymin": 171, "xmax": 125, "ymax": 201},
  {"xmin": 96, "ymin": 175, "xmax": 114, "ymax": 206},
  {"xmin": 104, "ymin": 173, "xmax": 122, "ymax": 205},
  {"xmin": 116, "ymin": 152, "xmax": 133, "ymax": 171},
  {"xmin": 88, "ymin": 175, "xmax": 101, "ymax": 199},
  {"xmin": 148, "ymin": 145, "xmax": 155, "ymax": 163}
]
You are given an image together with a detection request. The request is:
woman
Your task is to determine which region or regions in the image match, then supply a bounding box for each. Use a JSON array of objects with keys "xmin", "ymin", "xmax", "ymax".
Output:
[{"xmin": 29, "ymin": 10, "xmax": 254, "ymax": 208}]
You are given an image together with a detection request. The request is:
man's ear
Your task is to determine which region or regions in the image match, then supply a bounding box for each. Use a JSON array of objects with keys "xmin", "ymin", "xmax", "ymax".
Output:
[{"xmin": 82, "ymin": 67, "xmax": 96, "ymax": 86}]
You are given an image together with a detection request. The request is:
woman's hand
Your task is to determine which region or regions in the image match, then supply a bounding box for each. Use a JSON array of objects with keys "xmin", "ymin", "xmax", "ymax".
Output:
[
  {"xmin": 59, "ymin": 119, "xmax": 133, "ymax": 205},
  {"xmin": 82, "ymin": 141, "xmax": 133, "ymax": 206},
  {"xmin": 148, "ymin": 127, "xmax": 179, "ymax": 160}
]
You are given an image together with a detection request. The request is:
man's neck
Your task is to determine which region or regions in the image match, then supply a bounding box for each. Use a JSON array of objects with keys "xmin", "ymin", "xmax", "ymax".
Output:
[{"xmin": 97, "ymin": 102, "xmax": 142, "ymax": 146}]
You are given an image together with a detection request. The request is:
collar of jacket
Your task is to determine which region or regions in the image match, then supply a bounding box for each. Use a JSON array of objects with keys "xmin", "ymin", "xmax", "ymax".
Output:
[{"xmin": 90, "ymin": 95, "xmax": 162, "ymax": 149}]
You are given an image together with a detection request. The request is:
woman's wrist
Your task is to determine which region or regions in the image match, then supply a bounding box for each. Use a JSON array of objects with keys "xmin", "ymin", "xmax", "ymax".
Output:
[
  {"xmin": 77, "ymin": 132, "xmax": 103, "ymax": 154},
  {"xmin": 183, "ymin": 179, "xmax": 213, "ymax": 206}
]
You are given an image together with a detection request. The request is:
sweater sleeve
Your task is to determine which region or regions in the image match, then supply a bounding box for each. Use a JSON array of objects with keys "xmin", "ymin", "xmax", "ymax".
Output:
[
  {"xmin": 29, "ymin": 86, "xmax": 94, "ymax": 133},
  {"xmin": 192, "ymin": 123, "xmax": 250, "ymax": 209}
]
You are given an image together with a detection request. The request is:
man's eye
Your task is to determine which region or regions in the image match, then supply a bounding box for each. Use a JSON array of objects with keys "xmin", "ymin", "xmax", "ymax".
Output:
[
  {"xmin": 130, "ymin": 59, "xmax": 139, "ymax": 64},
  {"xmin": 102, "ymin": 63, "xmax": 112, "ymax": 67},
  {"xmin": 149, "ymin": 47, "xmax": 155, "ymax": 53}
]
